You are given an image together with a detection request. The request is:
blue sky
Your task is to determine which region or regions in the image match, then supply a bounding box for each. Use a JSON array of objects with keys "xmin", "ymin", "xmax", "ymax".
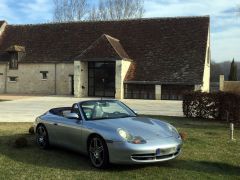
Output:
[{"xmin": 0, "ymin": 0, "xmax": 239, "ymax": 62}]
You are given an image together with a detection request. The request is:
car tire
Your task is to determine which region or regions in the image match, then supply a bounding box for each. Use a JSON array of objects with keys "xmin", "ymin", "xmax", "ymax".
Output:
[
  {"xmin": 36, "ymin": 124, "xmax": 50, "ymax": 149},
  {"xmin": 88, "ymin": 135, "xmax": 109, "ymax": 169}
]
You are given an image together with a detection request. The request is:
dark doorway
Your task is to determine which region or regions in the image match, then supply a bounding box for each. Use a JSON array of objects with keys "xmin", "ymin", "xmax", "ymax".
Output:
[
  {"xmin": 124, "ymin": 84, "xmax": 155, "ymax": 99},
  {"xmin": 69, "ymin": 75, "xmax": 74, "ymax": 95},
  {"xmin": 88, "ymin": 62, "xmax": 115, "ymax": 97}
]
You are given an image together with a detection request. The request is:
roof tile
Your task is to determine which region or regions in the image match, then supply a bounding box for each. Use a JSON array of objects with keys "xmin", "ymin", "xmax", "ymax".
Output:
[{"xmin": 0, "ymin": 17, "xmax": 209, "ymax": 84}]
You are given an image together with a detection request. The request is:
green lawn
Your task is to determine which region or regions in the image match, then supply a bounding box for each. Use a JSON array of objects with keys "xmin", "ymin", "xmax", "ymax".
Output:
[{"xmin": 0, "ymin": 116, "xmax": 240, "ymax": 179}]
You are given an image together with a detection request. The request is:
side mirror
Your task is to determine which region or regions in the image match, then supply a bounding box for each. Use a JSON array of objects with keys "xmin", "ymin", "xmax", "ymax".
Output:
[
  {"xmin": 134, "ymin": 110, "xmax": 138, "ymax": 115},
  {"xmin": 65, "ymin": 113, "xmax": 79, "ymax": 119}
]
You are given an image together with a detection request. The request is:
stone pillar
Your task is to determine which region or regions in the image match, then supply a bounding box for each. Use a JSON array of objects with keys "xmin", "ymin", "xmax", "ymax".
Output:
[
  {"xmin": 74, "ymin": 61, "xmax": 81, "ymax": 97},
  {"xmin": 74, "ymin": 61, "xmax": 88, "ymax": 97},
  {"xmin": 115, "ymin": 60, "xmax": 131, "ymax": 99},
  {"xmin": 219, "ymin": 75, "xmax": 224, "ymax": 91},
  {"xmin": 155, "ymin": 85, "xmax": 161, "ymax": 100}
]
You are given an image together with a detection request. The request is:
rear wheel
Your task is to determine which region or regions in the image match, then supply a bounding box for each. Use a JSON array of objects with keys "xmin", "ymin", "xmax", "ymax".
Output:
[
  {"xmin": 88, "ymin": 136, "xmax": 109, "ymax": 168},
  {"xmin": 36, "ymin": 124, "xmax": 49, "ymax": 149}
]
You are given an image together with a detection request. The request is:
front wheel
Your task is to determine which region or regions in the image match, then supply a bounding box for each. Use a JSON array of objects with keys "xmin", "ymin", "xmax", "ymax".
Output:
[
  {"xmin": 88, "ymin": 136, "xmax": 109, "ymax": 168},
  {"xmin": 36, "ymin": 124, "xmax": 49, "ymax": 149}
]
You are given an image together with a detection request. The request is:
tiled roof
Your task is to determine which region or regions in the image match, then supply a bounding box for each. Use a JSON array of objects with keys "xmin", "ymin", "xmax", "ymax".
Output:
[
  {"xmin": 74, "ymin": 34, "xmax": 130, "ymax": 60},
  {"xmin": 0, "ymin": 16, "xmax": 209, "ymax": 84}
]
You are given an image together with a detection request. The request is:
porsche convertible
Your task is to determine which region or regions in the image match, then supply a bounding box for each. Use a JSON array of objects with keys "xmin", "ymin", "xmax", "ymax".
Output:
[{"xmin": 34, "ymin": 100, "xmax": 182, "ymax": 168}]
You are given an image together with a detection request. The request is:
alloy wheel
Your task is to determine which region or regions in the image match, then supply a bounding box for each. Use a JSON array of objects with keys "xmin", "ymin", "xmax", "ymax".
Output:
[
  {"xmin": 36, "ymin": 125, "xmax": 49, "ymax": 149},
  {"xmin": 89, "ymin": 137, "xmax": 107, "ymax": 168}
]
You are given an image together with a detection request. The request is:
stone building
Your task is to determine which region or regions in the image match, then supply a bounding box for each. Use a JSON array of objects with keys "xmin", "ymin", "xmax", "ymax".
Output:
[{"xmin": 0, "ymin": 16, "xmax": 210, "ymax": 100}]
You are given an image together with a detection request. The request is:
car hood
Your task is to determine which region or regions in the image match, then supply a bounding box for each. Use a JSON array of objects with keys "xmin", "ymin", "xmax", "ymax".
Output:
[{"xmin": 90, "ymin": 116, "xmax": 173, "ymax": 140}]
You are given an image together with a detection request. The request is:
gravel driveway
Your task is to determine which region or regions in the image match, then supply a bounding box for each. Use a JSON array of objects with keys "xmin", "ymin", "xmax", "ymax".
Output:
[{"xmin": 0, "ymin": 96, "xmax": 183, "ymax": 122}]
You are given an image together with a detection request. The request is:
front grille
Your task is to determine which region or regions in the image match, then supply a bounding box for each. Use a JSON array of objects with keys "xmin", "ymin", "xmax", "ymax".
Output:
[
  {"xmin": 131, "ymin": 153, "xmax": 156, "ymax": 161},
  {"xmin": 131, "ymin": 148, "xmax": 180, "ymax": 161}
]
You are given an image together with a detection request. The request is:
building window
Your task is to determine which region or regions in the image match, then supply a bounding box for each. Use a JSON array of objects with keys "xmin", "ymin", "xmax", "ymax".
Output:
[
  {"xmin": 9, "ymin": 76, "xmax": 17, "ymax": 82},
  {"xmin": 161, "ymin": 85, "xmax": 194, "ymax": 100},
  {"xmin": 40, "ymin": 71, "xmax": 48, "ymax": 80},
  {"xmin": 9, "ymin": 53, "xmax": 18, "ymax": 70}
]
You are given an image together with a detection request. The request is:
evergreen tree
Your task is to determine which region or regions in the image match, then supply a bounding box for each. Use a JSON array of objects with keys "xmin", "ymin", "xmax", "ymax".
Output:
[{"xmin": 228, "ymin": 58, "xmax": 238, "ymax": 81}]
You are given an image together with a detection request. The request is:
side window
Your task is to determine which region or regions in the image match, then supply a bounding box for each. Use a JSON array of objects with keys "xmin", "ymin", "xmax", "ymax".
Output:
[
  {"xmin": 40, "ymin": 71, "xmax": 48, "ymax": 80},
  {"xmin": 9, "ymin": 53, "xmax": 18, "ymax": 70},
  {"xmin": 9, "ymin": 76, "xmax": 17, "ymax": 82}
]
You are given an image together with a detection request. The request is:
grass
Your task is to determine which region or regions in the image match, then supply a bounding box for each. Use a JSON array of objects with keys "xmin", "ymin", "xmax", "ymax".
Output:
[{"xmin": 0, "ymin": 116, "xmax": 240, "ymax": 180}]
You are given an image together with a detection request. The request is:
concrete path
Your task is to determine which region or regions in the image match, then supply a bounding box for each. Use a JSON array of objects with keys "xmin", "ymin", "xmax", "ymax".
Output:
[{"xmin": 0, "ymin": 96, "xmax": 183, "ymax": 122}]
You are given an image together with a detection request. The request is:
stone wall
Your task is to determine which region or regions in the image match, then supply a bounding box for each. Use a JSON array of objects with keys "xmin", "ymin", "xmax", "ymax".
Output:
[
  {"xmin": 56, "ymin": 63, "xmax": 74, "ymax": 95},
  {"xmin": 0, "ymin": 62, "xmax": 74, "ymax": 95},
  {"xmin": 219, "ymin": 75, "xmax": 240, "ymax": 94}
]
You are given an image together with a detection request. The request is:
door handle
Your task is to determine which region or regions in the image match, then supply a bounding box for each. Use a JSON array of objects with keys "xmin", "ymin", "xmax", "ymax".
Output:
[{"xmin": 53, "ymin": 123, "xmax": 58, "ymax": 126}]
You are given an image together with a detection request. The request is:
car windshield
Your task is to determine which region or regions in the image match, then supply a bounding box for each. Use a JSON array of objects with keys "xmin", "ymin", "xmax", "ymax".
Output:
[{"xmin": 80, "ymin": 100, "xmax": 136, "ymax": 120}]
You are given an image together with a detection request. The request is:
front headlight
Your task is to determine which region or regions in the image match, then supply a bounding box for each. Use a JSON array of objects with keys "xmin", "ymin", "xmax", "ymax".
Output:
[
  {"xmin": 167, "ymin": 124, "xmax": 181, "ymax": 139},
  {"xmin": 117, "ymin": 128, "xmax": 146, "ymax": 144}
]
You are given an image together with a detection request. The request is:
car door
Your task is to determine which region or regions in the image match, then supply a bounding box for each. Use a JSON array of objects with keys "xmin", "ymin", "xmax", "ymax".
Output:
[{"xmin": 53, "ymin": 104, "xmax": 83, "ymax": 151}]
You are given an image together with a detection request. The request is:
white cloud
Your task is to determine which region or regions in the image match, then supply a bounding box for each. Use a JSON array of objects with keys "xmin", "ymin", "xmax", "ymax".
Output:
[
  {"xmin": 144, "ymin": 0, "xmax": 240, "ymax": 17},
  {"xmin": 18, "ymin": 0, "xmax": 54, "ymax": 23},
  {"xmin": 0, "ymin": 0, "xmax": 53, "ymax": 24},
  {"xmin": 0, "ymin": 0, "xmax": 20, "ymax": 23}
]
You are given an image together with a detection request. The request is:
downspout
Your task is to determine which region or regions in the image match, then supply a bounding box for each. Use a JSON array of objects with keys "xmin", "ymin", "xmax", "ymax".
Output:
[{"xmin": 4, "ymin": 63, "xmax": 7, "ymax": 93}]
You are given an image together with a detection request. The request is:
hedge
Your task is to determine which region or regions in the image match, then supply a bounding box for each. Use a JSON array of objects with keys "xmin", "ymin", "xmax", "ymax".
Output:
[{"xmin": 183, "ymin": 91, "xmax": 240, "ymax": 124}]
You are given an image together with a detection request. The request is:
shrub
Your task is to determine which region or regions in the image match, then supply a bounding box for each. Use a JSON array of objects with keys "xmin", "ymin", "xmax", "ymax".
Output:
[
  {"xmin": 218, "ymin": 92, "xmax": 240, "ymax": 123},
  {"xmin": 29, "ymin": 126, "xmax": 35, "ymax": 134},
  {"xmin": 183, "ymin": 92, "xmax": 219, "ymax": 119},
  {"xmin": 183, "ymin": 92, "xmax": 240, "ymax": 124},
  {"xmin": 15, "ymin": 137, "xmax": 28, "ymax": 148}
]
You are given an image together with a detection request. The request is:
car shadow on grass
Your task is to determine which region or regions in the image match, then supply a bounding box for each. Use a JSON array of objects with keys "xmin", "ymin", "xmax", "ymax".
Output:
[
  {"xmin": 0, "ymin": 133, "xmax": 239, "ymax": 176},
  {"xmin": 0, "ymin": 133, "xmax": 146, "ymax": 172},
  {"xmin": 156, "ymin": 160, "xmax": 240, "ymax": 176}
]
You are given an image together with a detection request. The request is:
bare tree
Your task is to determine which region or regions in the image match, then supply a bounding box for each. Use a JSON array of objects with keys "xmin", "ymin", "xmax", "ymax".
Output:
[
  {"xmin": 88, "ymin": 6, "xmax": 99, "ymax": 21},
  {"xmin": 53, "ymin": 0, "xmax": 88, "ymax": 22},
  {"xmin": 88, "ymin": 0, "xmax": 145, "ymax": 21},
  {"xmin": 53, "ymin": 0, "xmax": 144, "ymax": 22}
]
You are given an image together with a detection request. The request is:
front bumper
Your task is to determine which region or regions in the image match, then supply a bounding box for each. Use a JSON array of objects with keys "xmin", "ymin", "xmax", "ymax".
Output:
[{"xmin": 107, "ymin": 137, "xmax": 182, "ymax": 164}]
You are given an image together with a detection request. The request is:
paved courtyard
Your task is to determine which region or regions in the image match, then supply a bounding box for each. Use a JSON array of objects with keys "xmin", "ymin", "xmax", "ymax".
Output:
[{"xmin": 0, "ymin": 95, "xmax": 183, "ymax": 122}]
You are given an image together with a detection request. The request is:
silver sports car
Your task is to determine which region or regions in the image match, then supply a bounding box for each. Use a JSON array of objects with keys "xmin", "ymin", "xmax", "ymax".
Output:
[{"xmin": 34, "ymin": 100, "xmax": 182, "ymax": 168}]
